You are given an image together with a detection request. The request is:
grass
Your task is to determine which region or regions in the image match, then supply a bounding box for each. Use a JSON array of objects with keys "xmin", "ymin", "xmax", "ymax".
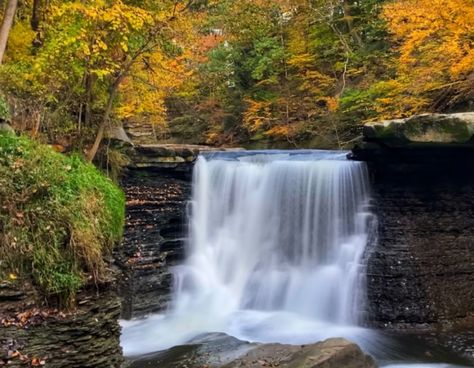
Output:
[{"xmin": 0, "ymin": 132, "xmax": 125, "ymax": 307}]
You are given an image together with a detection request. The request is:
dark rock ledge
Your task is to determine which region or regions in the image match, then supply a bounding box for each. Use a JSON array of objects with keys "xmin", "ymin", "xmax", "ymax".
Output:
[{"xmin": 0, "ymin": 283, "xmax": 122, "ymax": 368}]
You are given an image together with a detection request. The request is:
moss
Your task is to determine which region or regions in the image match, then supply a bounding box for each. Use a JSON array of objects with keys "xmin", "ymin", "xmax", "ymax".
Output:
[
  {"xmin": 372, "ymin": 122, "xmax": 401, "ymax": 139},
  {"xmin": 368, "ymin": 116, "xmax": 473, "ymax": 144},
  {"xmin": 0, "ymin": 134, "xmax": 125, "ymax": 306},
  {"xmin": 404, "ymin": 118, "xmax": 471, "ymax": 143}
]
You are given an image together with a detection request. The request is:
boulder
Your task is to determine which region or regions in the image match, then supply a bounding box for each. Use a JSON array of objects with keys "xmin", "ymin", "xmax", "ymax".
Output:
[
  {"xmin": 222, "ymin": 338, "xmax": 377, "ymax": 368},
  {"xmin": 362, "ymin": 112, "xmax": 474, "ymax": 147}
]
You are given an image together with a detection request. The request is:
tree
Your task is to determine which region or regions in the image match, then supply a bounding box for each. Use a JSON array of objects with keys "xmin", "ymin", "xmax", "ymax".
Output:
[
  {"xmin": 0, "ymin": 0, "xmax": 202, "ymax": 156},
  {"xmin": 0, "ymin": 0, "xmax": 18, "ymax": 64},
  {"xmin": 383, "ymin": 0, "xmax": 474, "ymax": 112}
]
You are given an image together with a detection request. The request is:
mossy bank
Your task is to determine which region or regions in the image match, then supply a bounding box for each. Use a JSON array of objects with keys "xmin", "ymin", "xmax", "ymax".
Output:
[
  {"xmin": 0, "ymin": 132, "xmax": 125, "ymax": 367},
  {"xmin": 0, "ymin": 133, "xmax": 125, "ymax": 306}
]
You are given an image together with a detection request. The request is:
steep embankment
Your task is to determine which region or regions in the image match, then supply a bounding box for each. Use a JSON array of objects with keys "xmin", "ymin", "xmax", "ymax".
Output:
[{"xmin": 0, "ymin": 132, "xmax": 125, "ymax": 367}]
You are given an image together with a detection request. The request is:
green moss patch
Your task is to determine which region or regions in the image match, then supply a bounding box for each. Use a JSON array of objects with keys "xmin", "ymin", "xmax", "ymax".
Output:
[{"xmin": 0, "ymin": 134, "xmax": 125, "ymax": 306}]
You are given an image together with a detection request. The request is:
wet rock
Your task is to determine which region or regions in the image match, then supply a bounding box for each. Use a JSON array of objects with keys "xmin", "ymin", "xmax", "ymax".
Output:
[
  {"xmin": 222, "ymin": 338, "xmax": 377, "ymax": 368},
  {"xmin": 119, "ymin": 144, "xmax": 243, "ymax": 319},
  {"xmin": 127, "ymin": 333, "xmax": 254, "ymax": 368},
  {"xmin": 118, "ymin": 168, "xmax": 192, "ymax": 319},
  {"xmin": 126, "ymin": 337, "xmax": 376, "ymax": 368},
  {"xmin": 0, "ymin": 289, "xmax": 123, "ymax": 368}
]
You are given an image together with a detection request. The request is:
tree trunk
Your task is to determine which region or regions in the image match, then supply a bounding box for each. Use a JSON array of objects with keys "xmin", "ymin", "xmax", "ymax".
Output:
[
  {"xmin": 87, "ymin": 77, "xmax": 122, "ymax": 162},
  {"xmin": 31, "ymin": 0, "xmax": 41, "ymax": 31},
  {"xmin": 0, "ymin": 0, "xmax": 18, "ymax": 64},
  {"xmin": 84, "ymin": 72, "xmax": 94, "ymax": 126}
]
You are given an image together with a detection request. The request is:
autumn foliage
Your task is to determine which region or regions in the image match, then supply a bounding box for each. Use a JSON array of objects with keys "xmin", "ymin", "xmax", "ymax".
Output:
[
  {"xmin": 383, "ymin": 0, "xmax": 474, "ymax": 112},
  {"xmin": 0, "ymin": 0, "xmax": 473, "ymax": 148}
]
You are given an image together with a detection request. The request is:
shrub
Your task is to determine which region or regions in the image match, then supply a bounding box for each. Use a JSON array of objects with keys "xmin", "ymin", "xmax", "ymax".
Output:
[
  {"xmin": 0, "ymin": 134, "xmax": 125, "ymax": 306},
  {"xmin": 0, "ymin": 95, "xmax": 11, "ymax": 121}
]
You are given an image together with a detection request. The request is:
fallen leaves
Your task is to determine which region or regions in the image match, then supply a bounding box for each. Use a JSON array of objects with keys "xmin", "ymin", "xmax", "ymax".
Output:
[
  {"xmin": 1, "ymin": 308, "xmax": 70, "ymax": 328},
  {"xmin": 31, "ymin": 357, "xmax": 47, "ymax": 366},
  {"xmin": 0, "ymin": 350, "xmax": 46, "ymax": 366}
]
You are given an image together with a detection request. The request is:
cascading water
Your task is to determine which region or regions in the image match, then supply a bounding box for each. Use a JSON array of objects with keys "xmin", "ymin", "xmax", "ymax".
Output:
[
  {"xmin": 122, "ymin": 150, "xmax": 377, "ymax": 355},
  {"xmin": 177, "ymin": 151, "xmax": 371, "ymax": 325}
]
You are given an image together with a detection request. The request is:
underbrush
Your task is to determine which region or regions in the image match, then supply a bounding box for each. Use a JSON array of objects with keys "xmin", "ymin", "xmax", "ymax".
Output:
[{"xmin": 0, "ymin": 133, "xmax": 125, "ymax": 307}]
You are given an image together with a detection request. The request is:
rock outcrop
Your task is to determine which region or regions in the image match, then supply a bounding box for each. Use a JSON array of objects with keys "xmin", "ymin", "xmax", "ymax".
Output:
[
  {"xmin": 128, "ymin": 144, "xmax": 242, "ymax": 171},
  {"xmin": 0, "ymin": 288, "xmax": 123, "ymax": 367},
  {"xmin": 222, "ymin": 338, "xmax": 377, "ymax": 368},
  {"xmin": 351, "ymin": 112, "xmax": 474, "ymax": 329},
  {"xmin": 127, "ymin": 336, "xmax": 376, "ymax": 368},
  {"xmin": 361, "ymin": 112, "xmax": 474, "ymax": 146}
]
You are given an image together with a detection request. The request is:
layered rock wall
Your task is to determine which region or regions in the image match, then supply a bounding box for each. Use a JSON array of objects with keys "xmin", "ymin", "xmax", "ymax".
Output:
[
  {"xmin": 0, "ymin": 288, "xmax": 122, "ymax": 367},
  {"xmin": 352, "ymin": 113, "xmax": 474, "ymax": 329},
  {"xmin": 119, "ymin": 168, "xmax": 191, "ymax": 319},
  {"xmin": 119, "ymin": 144, "xmax": 239, "ymax": 319}
]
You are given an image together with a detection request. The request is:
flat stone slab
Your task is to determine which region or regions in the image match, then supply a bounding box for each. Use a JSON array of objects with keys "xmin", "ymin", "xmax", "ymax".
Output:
[
  {"xmin": 363, "ymin": 113, "xmax": 474, "ymax": 146},
  {"xmin": 129, "ymin": 144, "xmax": 244, "ymax": 170}
]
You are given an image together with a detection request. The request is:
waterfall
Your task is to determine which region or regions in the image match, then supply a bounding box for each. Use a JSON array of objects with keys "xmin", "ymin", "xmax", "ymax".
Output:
[{"xmin": 122, "ymin": 150, "xmax": 375, "ymax": 356}]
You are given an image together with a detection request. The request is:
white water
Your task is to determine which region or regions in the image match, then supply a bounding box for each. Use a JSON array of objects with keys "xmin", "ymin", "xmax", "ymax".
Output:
[
  {"xmin": 122, "ymin": 151, "xmax": 375, "ymax": 354},
  {"xmin": 121, "ymin": 151, "xmax": 471, "ymax": 368}
]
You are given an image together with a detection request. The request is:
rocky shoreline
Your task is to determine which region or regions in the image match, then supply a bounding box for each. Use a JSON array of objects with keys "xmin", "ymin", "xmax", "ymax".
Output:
[{"xmin": 0, "ymin": 285, "xmax": 122, "ymax": 368}]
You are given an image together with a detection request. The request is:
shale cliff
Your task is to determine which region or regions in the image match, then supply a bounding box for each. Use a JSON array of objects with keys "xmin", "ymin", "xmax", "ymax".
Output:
[
  {"xmin": 351, "ymin": 112, "xmax": 474, "ymax": 329},
  {"xmin": 0, "ymin": 286, "xmax": 122, "ymax": 367},
  {"xmin": 119, "ymin": 144, "xmax": 239, "ymax": 318}
]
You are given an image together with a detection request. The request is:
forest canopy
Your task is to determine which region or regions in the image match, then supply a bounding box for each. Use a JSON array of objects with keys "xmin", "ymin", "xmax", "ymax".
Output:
[{"xmin": 0, "ymin": 0, "xmax": 473, "ymax": 151}]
